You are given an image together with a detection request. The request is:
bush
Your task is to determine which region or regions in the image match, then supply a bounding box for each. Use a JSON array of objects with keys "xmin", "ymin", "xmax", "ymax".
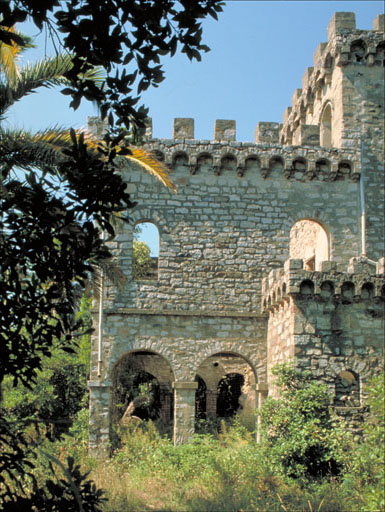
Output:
[{"xmin": 259, "ymin": 363, "xmax": 350, "ymax": 481}]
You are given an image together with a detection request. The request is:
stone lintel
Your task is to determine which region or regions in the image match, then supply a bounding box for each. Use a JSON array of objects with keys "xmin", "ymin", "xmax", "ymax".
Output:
[
  {"xmin": 173, "ymin": 381, "xmax": 198, "ymax": 390},
  {"xmin": 327, "ymin": 12, "xmax": 356, "ymax": 41},
  {"xmin": 173, "ymin": 118, "xmax": 194, "ymax": 139},
  {"xmin": 87, "ymin": 380, "xmax": 112, "ymax": 388},
  {"xmin": 373, "ymin": 14, "xmax": 385, "ymax": 31},
  {"xmin": 214, "ymin": 119, "xmax": 236, "ymax": 141}
]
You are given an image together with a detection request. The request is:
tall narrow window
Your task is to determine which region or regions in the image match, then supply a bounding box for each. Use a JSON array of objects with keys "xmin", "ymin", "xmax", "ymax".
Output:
[
  {"xmin": 320, "ymin": 104, "xmax": 332, "ymax": 148},
  {"xmin": 133, "ymin": 221, "xmax": 159, "ymax": 280}
]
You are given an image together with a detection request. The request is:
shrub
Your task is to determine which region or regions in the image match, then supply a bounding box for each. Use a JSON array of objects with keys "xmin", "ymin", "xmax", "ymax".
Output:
[{"xmin": 259, "ymin": 363, "xmax": 349, "ymax": 481}]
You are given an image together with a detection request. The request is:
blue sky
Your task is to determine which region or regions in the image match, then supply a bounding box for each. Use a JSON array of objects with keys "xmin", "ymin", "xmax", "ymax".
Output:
[{"xmin": 6, "ymin": 1, "xmax": 384, "ymax": 254}]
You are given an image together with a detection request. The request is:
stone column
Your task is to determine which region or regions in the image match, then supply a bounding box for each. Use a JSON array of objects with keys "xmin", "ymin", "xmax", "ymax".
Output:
[
  {"xmin": 256, "ymin": 383, "xmax": 269, "ymax": 442},
  {"xmin": 88, "ymin": 380, "xmax": 112, "ymax": 458},
  {"xmin": 173, "ymin": 381, "xmax": 198, "ymax": 445}
]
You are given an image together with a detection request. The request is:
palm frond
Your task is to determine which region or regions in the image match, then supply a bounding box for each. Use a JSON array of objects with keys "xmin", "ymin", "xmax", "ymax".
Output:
[
  {"xmin": 0, "ymin": 54, "xmax": 105, "ymax": 115},
  {"xmin": 124, "ymin": 147, "xmax": 176, "ymax": 192}
]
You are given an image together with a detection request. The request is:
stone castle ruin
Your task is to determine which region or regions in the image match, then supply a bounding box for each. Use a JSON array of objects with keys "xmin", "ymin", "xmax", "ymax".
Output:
[{"xmin": 87, "ymin": 12, "xmax": 385, "ymax": 453}]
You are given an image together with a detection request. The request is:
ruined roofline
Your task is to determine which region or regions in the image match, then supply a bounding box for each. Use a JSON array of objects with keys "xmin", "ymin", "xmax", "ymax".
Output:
[{"xmin": 261, "ymin": 257, "xmax": 385, "ymax": 313}]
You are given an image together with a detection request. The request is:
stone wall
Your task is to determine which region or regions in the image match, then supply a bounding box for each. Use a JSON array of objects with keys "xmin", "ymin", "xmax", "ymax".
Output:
[{"xmin": 88, "ymin": 12, "xmax": 384, "ymax": 453}]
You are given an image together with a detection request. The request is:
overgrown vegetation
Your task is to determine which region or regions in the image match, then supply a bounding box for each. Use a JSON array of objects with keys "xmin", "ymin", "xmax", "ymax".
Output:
[{"xmin": 3, "ymin": 364, "xmax": 383, "ymax": 511}]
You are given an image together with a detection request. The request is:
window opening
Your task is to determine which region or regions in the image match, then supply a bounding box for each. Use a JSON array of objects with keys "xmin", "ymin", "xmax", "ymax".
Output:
[
  {"xmin": 320, "ymin": 104, "xmax": 332, "ymax": 148},
  {"xmin": 290, "ymin": 220, "xmax": 328, "ymax": 271},
  {"xmin": 334, "ymin": 370, "xmax": 360, "ymax": 407},
  {"xmin": 133, "ymin": 221, "xmax": 159, "ymax": 280}
]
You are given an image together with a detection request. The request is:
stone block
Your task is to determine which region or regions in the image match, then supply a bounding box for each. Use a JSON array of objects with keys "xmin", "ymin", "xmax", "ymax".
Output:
[
  {"xmin": 214, "ymin": 119, "xmax": 236, "ymax": 141},
  {"xmin": 173, "ymin": 118, "xmax": 194, "ymax": 139},
  {"xmin": 284, "ymin": 259, "xmax": 303, "ymax": 271},
  {"xmin": 283, "ymin": 106, "xmax": 292, "ymax": 124},
  {"xmin": 313, "ymin": 42, "xmax": 327, "ymax": 67},
  {"xmin": 302, "ymin": 67, "xmax": 314, "ymax": 90},
  {"xmin": 293, "ymin": 124, "xmax": 320, "ymax": 146},
  {"xmin": 254, "ymin": 122, "xmax": 280, "ymax": 143},
  {"xmin": 373, "ymin": 14, "xmax": 385, "ymax": 31},
  {"xmin": 327, "ymin": 12, "xmax": 356, "ymax": 40},
  {"xmin": 291, "ymin": 88, "xmax": 302, "ymax": 108}
]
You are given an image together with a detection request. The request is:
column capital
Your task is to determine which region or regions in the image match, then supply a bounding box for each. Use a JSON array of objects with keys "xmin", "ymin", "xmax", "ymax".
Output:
[{"xmin": 173, "ymin": 381, "xmax": 198, "ymax": 390}]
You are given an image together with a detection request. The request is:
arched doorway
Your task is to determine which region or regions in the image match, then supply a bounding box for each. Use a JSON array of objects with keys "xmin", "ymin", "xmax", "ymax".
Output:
[
  {"xmin": 111, "ymin": 350, "xmax": 174, "ymax": 436},
  {"xmin": 290, "ymin": 219, "xmax": 329, "ymax": 271},
  {"xmin": 195, "ymin": 353, "xmax": 257, "ymax": 431}
]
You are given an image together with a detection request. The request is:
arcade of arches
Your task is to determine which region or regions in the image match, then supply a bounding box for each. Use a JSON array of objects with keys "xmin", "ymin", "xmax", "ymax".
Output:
[{"xmin": 110, "ymin": 350, "xmax": 260, "ymax": 443}]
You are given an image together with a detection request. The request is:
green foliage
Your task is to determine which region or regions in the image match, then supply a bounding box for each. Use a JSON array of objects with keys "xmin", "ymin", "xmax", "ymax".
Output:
[
  {"xmin": 259, "ymin": 363, "xmax": 349, "ymax": 480},
  {"xmin": 132, "ymin": 240, "xmax": 153, "ymax": 279},
  {"xmin": 2, "ymin": 296, "xmax": 91, "ymax": 439},
  {"xmin": 345, "ymin": 373, "xmax": 385, "ymax": 511}
]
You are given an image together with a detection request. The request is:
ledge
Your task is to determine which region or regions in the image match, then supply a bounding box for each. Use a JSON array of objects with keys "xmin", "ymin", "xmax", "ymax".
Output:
[{"xmin": 99, "ymin": 307, "xmax": 265, "ymax": 319}]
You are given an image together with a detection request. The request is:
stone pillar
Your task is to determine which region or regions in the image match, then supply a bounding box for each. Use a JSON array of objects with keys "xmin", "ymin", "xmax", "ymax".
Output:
[
  {"xmin": 256, "ymin": 383, "xmax": 268, "ymax": 442},
  {"xmin": 173, "ymin": 381, "xmax": 198, "ymax": 444},
  {"xmin": 88, "ymin": 380, "xmax": 112, "ymax": 458}
]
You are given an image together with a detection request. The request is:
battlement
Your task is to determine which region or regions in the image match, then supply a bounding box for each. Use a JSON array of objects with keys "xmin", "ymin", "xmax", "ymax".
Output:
[
  {"xmin": 280, "ymin": 12, "xmax": 385, "ymax": 148},
  {"xmin": 142, "ymin": 136, "xmax": 360, "ymax": 182},
  {"xmin": 261, "ymin": 257, "xmax": 385, "ymax": 313}
]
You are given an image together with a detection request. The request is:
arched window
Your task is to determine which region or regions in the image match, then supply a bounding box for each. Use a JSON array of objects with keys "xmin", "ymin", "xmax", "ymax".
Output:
[
  {"xmin": 320, "ymin": 103, "xmax": 332, "ymax": 148},
  {"xmin": 133, "ymin": 221, "xmax": 159, "ymax": 280},
  {"xmin": 290, "ymin": 220, "xmax": 329, "ymax": 271},
  {"xmin": 217, "ymin": 373, "xmax": 245, "ymax": 418},
  {"xmin": 350, "ymin": 40, "xmax": 367, "ymax": 63},
  {"xmin": 334, "ymin": 370, "xmax": 360, "ymax": 407}
]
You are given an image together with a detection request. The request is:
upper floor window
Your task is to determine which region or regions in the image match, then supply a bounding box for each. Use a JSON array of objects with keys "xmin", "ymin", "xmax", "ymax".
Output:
[
  {"xmin": 290, "ymin": 220, "xmax": 328, "ymax": 271},
  {"xmin": 133, "ymin": 221, "xmax": 159, "ymax": 280}
]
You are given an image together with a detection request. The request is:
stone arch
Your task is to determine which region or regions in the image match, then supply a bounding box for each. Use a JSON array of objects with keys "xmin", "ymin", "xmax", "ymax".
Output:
[
  {"xmin": 196, "ymin": 152, "xmax": 213, "ymax": 173},
  {"xmin": 151, "ymin": 149, "xmax": 165, "ymax": 162},
  {"xmin": 130, "ymin": 207, "xmax": 170, "ymax": 235},
  {"xmin": 334, "ymin": 369, "xmax": 361, "ymax": 407},
  {"xmin": 111, "ymin": 349, "xmax": 175, "ymax": 435},
  {"xmin": 244, "ymin": 155, "xmax": 260, "ymax": 175},
  {"xmin": 290, "ymin": 219, "xmax": 329, "ymax": 271},
  {"xmin": 360, "ymin": 282, "xmax": 374, "ymax": 300},
  {"xmin": 316, "ymin": 158, "xmax": 331, "ymax": 173},
  {"xmin": 220, "ymin": 154, "xmax": 237, "ymax": 173},
  {"xmin": 195, "ymin": 351, "xmax": 257, "ymax": 430},
  {"xmin": 300, "ymin": 279, "xmax": 314, "ymax": 296},
  {"xmin": 350, "ymin": 39, "xmax": 367, "ymax": 63},
  {"xmin": 341, "ymin": 281, "xmax": 355, "ymax": 303},
  {"xmin": 320, "ymin": 280, "xmax": 334, "ymax": 298},
  {"xmin": 269, "ymin": 155, "xmax": 284, "ymax": 172},
  {"xmin": 320, "ymin": 102, "xmax": 333, "ymax": 148},
  {"xmin": 172, "ymin": 151, "xmax": 189, "ymax": 170},
  {"xmin": 337, "ymin": 160, "xmax": 353, "ymax": 178},
  {"xmin": 292, "ymin": 157, "xmax": 307, "ymax": 172}
]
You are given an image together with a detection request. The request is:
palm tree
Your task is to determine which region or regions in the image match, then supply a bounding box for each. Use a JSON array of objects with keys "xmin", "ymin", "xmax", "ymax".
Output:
[{"xmin": 0, "ymin": 26, "xmax": 175, "ymax": 190}]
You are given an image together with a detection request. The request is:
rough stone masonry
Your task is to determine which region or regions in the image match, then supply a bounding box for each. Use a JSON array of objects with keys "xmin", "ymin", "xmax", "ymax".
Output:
[{"xmin": 87, "ymin": 12, "xmax": 385, "ymax": 453}]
